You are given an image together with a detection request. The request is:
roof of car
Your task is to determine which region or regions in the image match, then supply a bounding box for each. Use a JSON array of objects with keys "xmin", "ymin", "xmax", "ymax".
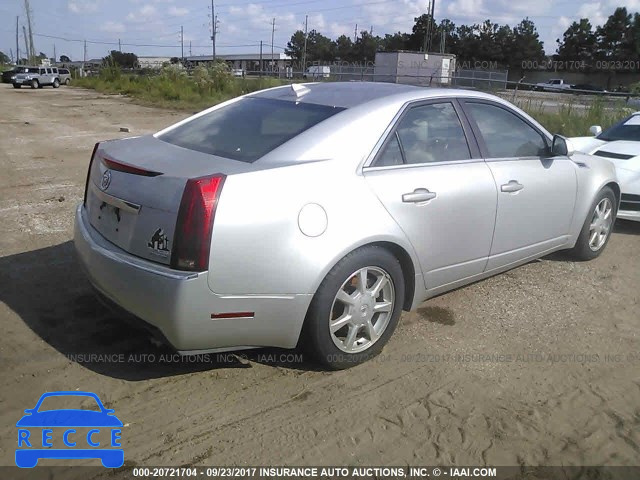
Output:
[{"xmin": 250, "ymin": 81, "xmax": 501, "ymax": 109}]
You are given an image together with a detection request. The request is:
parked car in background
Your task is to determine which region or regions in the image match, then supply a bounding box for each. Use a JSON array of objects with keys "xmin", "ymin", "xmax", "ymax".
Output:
[
  {"xmin": 535, "ymin": 79, "xmax": 573, "ymax": 92},
  {"xmin": 74, "ymin": 82, "xmax": 619, "ymax": 369},
  {"xmin": 57, "ymin": 68, "xmax": 72, "ymax": 85},
  {"xmin": 570, "ymin": 113, "xmax": 640, "ymax": 221},
  {"xmin": 12, "ymin": 66, "xmax": 61, "ymax": 89},
  {"xmin": 2, "ymin": 66, "xmax": 26, "ymax": 84},
  {"xmin": 304, "ymin": 66, "xmax": 330, "ymax": 79}
]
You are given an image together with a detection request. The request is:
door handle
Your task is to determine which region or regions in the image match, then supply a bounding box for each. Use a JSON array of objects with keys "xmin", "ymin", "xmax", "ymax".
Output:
[
  {"xmin": 402, "ymin": 188, "xmax": 437, "ymax": 203},
  {"xmin": 501, "ymin": 180, "xmax": 524, "ymax": 193}
]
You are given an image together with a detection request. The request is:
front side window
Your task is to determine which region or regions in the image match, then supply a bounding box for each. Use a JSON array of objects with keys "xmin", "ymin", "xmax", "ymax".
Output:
[
  {"xmin": 376, "ymin": 102, "xmax": 471, "ymax": 166},
  {"xmin": 466, "ymin": 102, "xmax": 548, "ymax": 158},
  {"xmin": 159, "ymin": 97, "xmax": 344, "ymax": 162}
]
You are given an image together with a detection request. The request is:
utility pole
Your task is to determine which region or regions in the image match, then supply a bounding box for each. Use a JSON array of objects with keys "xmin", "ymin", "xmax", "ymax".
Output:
[
  {"xmin": 302, "ymin": 15, "xmax": 308, "ymax": 74},
  {"xmin": 370, "ymin": 25, "xmax": 373, "ymax": 35},
  {"xmin": 83, "ymin": 39, "xmax": 87, "ymax": 73},
  {"xmin": 118, "ymin": 38, "xmax": 122, "ymax": 52},
  {"xmin": 53, "ymin": 44, "xmax": 56, "ymax": 63},
  {"xmin": 22, "ymin": 26, "xmax": 29, "ymax": 64},
  {"xmin": 259, "ymin": 40, "xmax": 263, "ymax": 77},
  {"xmin": 16, "ymin": 16, "xmax": 20, "ymax": 64},
  {"xmin": 210, "ymin": 0, "xmax": 217, "ymax": 63},
  {"xmin": 424, "ymin": 0, "xmax": 436, "ymax": 52},
  {"xmin": 10, "ymin": 48, "xmax": 14, "ymax": 63},
  {"xmin": 24, "ymin": 0, "xmax": 35, "ymax": 60},
  {"xmin": 189, "ymin": 41, "xmax": 192, "ymax": 56},
  {"xmin": 270, "ymin": 18, "xmax": 275, "ymax": 75},
  {"xmin": 181, "ymin": 26, "xmax": 184, "ymax": 62},
  {"xmin": 354, "ymin": 23, "xmax": 358, "ymax": 42}
]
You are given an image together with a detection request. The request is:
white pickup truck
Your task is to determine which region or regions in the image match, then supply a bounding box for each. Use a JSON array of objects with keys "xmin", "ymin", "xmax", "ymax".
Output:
[{"xmin": 534, "ymin": 79, "xmax": 573, "ymax": 92}]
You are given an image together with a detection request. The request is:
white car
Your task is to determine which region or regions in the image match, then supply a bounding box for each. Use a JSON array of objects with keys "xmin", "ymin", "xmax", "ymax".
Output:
[{"xmin": 570, "ymin": 113, "xmax": 640, "ymax": 221}]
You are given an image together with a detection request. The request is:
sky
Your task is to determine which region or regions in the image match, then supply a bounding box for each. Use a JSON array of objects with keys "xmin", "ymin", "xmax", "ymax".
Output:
[{"xmin": 1, "ymin": 0, "xmax": 640, "ymax": 62}]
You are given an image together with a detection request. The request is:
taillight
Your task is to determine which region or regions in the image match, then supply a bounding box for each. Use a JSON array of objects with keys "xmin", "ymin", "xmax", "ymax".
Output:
[
  {"xmin": 83, "ymin": 142, "xmax": 99, "ymax": 206},
  {"xmin": 171, "ymin": 174, "xmax": 226, "ymax": 272}
]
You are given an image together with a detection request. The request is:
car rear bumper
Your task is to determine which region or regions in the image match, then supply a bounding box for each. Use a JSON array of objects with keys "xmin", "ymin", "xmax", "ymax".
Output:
[{"xmin": 74, "ymin": 204, "xmax": 311, "ymax": 352}]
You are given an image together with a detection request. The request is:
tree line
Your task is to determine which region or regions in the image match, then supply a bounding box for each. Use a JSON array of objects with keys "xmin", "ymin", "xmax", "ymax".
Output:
[{"xmin": 286, "ymin": 6, "xmax": 640, "ymax": 72}]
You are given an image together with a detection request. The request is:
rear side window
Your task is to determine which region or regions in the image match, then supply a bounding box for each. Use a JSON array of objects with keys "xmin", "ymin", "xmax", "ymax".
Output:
[
  {"xmin": 60, "ymin": 69, "xmax": 69, "ymax": 74},
  {"xmin": 466, "ymin": 102, "xmax": 548, "ymax": 158},
  {"xmin": 159, "ymin": 97, "xmax": 344, "ymax": 162}
]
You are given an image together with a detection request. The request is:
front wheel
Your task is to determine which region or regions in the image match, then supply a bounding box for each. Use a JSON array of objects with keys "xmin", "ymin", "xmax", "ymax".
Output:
[
  {"xmin": 302, "ymin": 246, "xmax": 405, "ymax": 369},
  {"xmin": 569, "ymin": 187, "xmax": 616, "ymax": 260},
  {"xmin": 53, "ymin": 79, "xmax": 60, "ymax": 88},
  {"xmin": 12, "ymin": 83, "xmax": 21, "ymax": 89},
  {"xmin": 30, "ymin": 79, "xmax": 39, "ymax": 89}
]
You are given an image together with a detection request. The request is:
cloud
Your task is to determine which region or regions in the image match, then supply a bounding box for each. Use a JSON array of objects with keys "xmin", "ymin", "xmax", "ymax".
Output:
[
  {"xmin": 126, "ymin": 4, "xmax": 158, "ymax": 22},
  {"xmin": 100, "ymin": 21, "xmax": 126, "ymax": 33},
  {"xmin": 168, "ymin": 6, "xmax": 189, "ymax": 17},
  {"xmin": 68, "ymin": 0, "xmax": 99, "ymax": 13}
]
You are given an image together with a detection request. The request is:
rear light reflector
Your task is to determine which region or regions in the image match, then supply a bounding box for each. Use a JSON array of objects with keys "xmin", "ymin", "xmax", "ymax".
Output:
[
  {"xmin": 83, "ymin": 142, "xmax": 100, "ymax": 206},
  {"xmin": 211, "ymin": 312, "xmax": 255, "ymax": 319},
  {"xmin": 171, "ymin": 174, "xmax": 226, "ymax": 272},
  {"xmin": 101, "ymin": 157, "xmax": 162, "ymax": 177}
]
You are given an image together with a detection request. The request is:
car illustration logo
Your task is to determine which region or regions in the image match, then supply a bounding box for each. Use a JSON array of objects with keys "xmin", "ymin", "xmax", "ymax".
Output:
[
  {"xmin": 15, "ymin": 391, "xmax": 123, "ymax": 468},
  {"xmin": 100, "ymin": 170, "xmax": 112, "ymax": 191}
]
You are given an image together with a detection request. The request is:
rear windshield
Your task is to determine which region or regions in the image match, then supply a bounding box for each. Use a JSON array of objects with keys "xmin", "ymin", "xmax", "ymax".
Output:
[{"xmin": 159, "ymin": 97, "xmax": 344, "ymax": 162}]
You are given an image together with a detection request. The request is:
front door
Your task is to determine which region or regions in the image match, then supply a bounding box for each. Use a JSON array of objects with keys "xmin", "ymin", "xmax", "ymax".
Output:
[{"xmin": 461, "ymin": 101, "xmax": 577, "ymax": 270}]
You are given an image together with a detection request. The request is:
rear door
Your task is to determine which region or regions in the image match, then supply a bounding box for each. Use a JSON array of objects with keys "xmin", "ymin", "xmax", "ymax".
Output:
[
  {"xmin": 364, "ymin": 99, "xmax": 497, "ymax": 290},
  {"xmin": 460, "ymin": 100, "xmax": 577, "ymax": 270}
]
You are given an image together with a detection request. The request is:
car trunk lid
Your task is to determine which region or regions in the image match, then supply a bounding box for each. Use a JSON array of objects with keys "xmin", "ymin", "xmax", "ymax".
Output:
[{"xmin": 85, "ymin": 135, "xmax": 255, "ymax": 266}]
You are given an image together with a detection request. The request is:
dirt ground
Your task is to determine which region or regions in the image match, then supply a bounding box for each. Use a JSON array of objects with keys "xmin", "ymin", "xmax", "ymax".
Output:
[{"xmin": 0, "ymin": 86, "xmax": 639, "ymax": 476}]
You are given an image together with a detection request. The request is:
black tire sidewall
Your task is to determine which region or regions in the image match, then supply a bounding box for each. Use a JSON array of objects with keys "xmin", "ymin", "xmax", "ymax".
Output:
[
  {"xmin": 31, "ymin": 80, "xmax": 38, "ymax": 89},
  {"xmin": 572, "ymin": 187, "xmax": 617, "ymax": 261},
  {"xmin": 303, "ymin": 246, "xmax": 405, "ymax": 370}
]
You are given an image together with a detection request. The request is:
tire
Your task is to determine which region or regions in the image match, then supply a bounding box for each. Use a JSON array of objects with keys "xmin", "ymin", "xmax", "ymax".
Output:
[
  {"xmin": 65, "ymin": 78, "xmax": 71, "ymax": 85},
  {"xmin": 569, "ymin": 186, "xmax": 617, "ymax": 261},
  {"xmin": 302, "ymin": 246, "xmax": 405, "ymax": 369},
  {"xmin": 30, "ymin": 79, "xmax": 39, "ymax": 89},
  {"xmin": 53, "ymin": 79, "xmax": 60, "ymax": 88},
  {"xmin": 12, "ymin": 83, "xmax": 21, "ymax": 89}
]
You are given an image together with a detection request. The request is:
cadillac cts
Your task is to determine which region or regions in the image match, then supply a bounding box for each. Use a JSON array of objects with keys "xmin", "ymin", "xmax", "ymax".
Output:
[{"xmin": 74, "ymin": 82, "xmax": 619, "ymax": 369}]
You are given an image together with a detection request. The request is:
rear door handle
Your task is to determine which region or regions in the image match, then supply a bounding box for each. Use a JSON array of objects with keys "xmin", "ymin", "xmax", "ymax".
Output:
[
  {"xmin": 501, "ymin": 180, "xmax": 524, "ymax": 193},
  {"xmin": 402, "ymin": 188, "xmax": 437, "ymax": 203}
]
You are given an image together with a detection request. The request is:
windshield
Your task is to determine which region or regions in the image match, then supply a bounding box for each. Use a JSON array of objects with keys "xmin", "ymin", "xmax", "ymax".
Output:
[
  {"xmin": 598, "ymin": 115, "xmax": 640, "ymax": 142},
  {"xmin": 159, "ymin": 97, "xmax": 345, "ymax": 162}
]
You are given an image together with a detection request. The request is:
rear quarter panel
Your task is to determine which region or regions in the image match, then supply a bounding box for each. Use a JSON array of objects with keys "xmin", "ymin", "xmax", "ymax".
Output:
[{"xmin": 207, "ymin": 159, "xmax": 421, "ymax": 296}]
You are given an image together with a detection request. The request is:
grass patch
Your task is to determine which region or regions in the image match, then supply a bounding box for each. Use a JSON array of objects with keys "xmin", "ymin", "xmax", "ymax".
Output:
[
  {"xmin": 73, "ymin": 65, "xmax": 289, "ymax": 111},
  {"xmin": 515, "ymin": 96, "xmax": 631, "ymax": 137}
]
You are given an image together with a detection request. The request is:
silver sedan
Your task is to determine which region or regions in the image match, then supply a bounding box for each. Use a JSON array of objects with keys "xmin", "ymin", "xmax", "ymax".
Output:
[{"xmin": 74, "ymin": 82, "xmax": 619, "ymax": 369}]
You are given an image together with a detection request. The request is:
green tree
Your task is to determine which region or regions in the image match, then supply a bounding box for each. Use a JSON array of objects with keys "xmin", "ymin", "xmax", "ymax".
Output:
[
  {"xmin": 285, "ymin": 30, "xmax": 306, "ymax": 64},
  {"xmin": 334, "ymin": 34, "xmax": 355, "ymax": 61},
  {"xmin": 102, "ymin": 50, "xmax": 138, "ymax": 69},
  {"xmin": 379, "ymin": 32, "xmax": 410, "ymax": 52},
  {"xmin": 353, "ymin": 31, "xmax": 379, "ymax": 62},
  {"xmin": 596, "ymin": 7, "xmax": 633, "ymax": 60},
  {"xmin": 556, "ymin": 19, "xmax": 597, "ymax": 63},
  {"xmin": 0, "ymin": 51, "xmax": 10, "ymax": 64},
  {"xmin": 409, "ymin": 13, "xmax": 438, "ymax": 51},
  {"xmin": 510, "ymin": 18, "xmax": 545, "ymax": 69}
]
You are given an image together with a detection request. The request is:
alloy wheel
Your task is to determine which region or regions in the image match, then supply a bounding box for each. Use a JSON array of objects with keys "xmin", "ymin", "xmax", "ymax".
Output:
[
  {"xmin": 329, "ymin": 266, "xmax": 395, "ymax": 354},
  {"xmin": 589, "ymin": 197, "xmax": 613, "ymax": 251}
]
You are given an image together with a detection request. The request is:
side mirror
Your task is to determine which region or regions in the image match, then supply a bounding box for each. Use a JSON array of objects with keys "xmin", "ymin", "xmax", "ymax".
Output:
[
  {"xmin": 589, "ymin": 125, "xmax": 602, "ymax": 136},
  {"xmin": 552, "ymin": 134, "xmax": 575, "ymax": 157}
]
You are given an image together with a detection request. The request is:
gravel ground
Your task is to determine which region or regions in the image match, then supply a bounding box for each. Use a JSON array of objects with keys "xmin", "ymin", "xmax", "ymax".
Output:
[{"xmin": 0, "ymin": 85, "xmax": 638, "ymax": 479}]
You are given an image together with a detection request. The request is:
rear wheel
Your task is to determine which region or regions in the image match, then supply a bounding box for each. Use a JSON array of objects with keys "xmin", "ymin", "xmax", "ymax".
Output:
[
  {"xmin": 302, "ymin": 246, "xmax": 405, "ymax": 369},
  {"xmin": 30, "ymin": 79, "xmax": 39, "ymax": 89},
  {"xmin": 53, "ymin": 79, "xmax": 60, "ymax": 88},
  {"xmin": 569, "ymin": 187, "xmax": 616, "ymax": 260},
  {"xmin": 65, "ymin": 78, "xmax": 71, "ymax": 85},
  {"xmin": 12, "ymin": 83, "xmax": 21, "ymax": 89}
]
